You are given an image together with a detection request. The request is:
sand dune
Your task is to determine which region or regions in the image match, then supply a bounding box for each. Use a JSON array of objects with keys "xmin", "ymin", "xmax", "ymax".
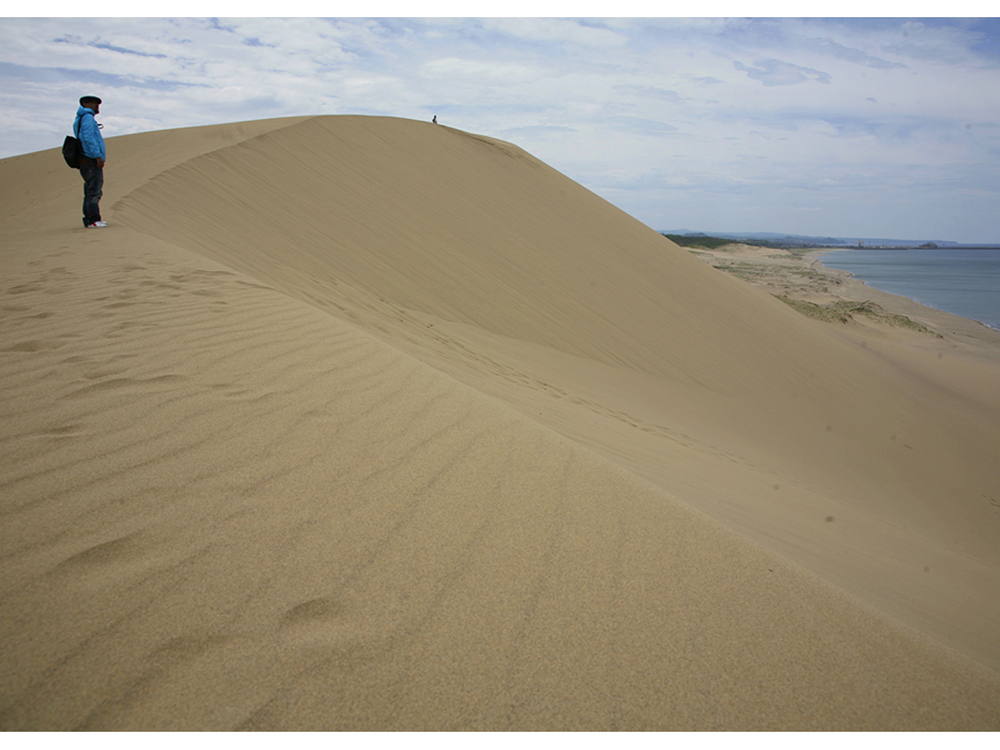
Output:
[{"xmin": 2, "ymin": 115, "xmax": 999, "ymax": 729}]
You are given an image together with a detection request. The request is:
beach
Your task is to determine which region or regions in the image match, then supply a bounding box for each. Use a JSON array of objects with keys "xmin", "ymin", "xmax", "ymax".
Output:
[
  {"xmin": 2, "ymin": 115, "xmax": 999, "ymax": 730},
  {"xmin": 688, "ymin": 242, "xmax": 1000, "ymax": 352}
]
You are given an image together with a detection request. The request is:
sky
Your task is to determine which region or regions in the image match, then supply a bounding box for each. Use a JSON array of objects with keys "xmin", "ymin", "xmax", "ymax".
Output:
[{"xmin": 3, "ymin": 6, "xmax": 1000, "ymax": 242}]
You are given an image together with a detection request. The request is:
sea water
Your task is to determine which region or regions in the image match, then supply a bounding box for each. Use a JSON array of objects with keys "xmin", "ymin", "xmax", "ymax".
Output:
[{"xmin": 818, "ymin": 248, "xmax": 1000, "ymax": 331}]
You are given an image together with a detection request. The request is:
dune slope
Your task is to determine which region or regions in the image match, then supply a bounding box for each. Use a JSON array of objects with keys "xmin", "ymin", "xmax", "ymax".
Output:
[
  {"xmin": 1, "ymin": 116, "xmax": 999, "ymax": 729},
  {"xmin": 117, "ymin": 116, "xmax": 1000, "ymax": 669}
]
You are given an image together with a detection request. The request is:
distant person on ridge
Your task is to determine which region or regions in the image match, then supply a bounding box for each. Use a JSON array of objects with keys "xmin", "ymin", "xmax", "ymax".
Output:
[
  {"xmin": 432, "ymin": 114, "xmax": 437, "ymax": 124},
  {"xmin": 74, "ymin": 96, "xmax": 107, "ymax": 228}
]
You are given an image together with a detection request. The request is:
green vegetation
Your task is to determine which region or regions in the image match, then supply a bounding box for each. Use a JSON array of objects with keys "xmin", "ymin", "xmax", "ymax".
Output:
[
  {"xmin": 663, "ymin": 234, "xmax": 743, "ymax": 250},
  {"xmin": 663, "ymin": 233, "xmax": 824, "ymax": 251},
  {"xmin": 774, "ymin": 296, "xmax": 938, "ymax": 334},
  {"xmin": 677, "ymin": 239, "xmax": 940, "ymax": 336},
  {"xmin": 710, "ymin": 260, "xmax": 829, "ymax": 289},
  {"xmin": 781, "ymin": 247, "xmax": 820, "ymax": 259},
  {"xmin": 709, "ymin": 261, "xmax": 769, "ymax": 281}
]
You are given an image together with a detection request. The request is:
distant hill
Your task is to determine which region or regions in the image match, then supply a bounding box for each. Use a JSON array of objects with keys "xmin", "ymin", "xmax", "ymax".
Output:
[
  {"xmin": 660, "ymin": 233, "xmax": 746, "ymax": 249},
  {"xmin": 661, "ymin": 229, "xmax": 988, "ymax": 248}
]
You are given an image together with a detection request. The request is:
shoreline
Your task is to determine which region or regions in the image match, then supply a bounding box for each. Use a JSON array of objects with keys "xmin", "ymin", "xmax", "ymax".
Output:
[
  {"xmin": 810, "ymin": 247, "xmax": 1000, "ymax": 333},
  {"xmin": 684, "ymin": 241, "xmax": 1000, "ymax": 358}
]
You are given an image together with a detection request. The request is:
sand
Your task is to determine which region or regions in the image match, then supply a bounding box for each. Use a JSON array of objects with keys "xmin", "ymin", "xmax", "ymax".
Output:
[
  {"xmin": 2, "ymin": 115, "xmax": 999, "ymax": 730},
  {"xmin": 689, "ymin": 242, "xmax": 1000, "ymax": 351}
]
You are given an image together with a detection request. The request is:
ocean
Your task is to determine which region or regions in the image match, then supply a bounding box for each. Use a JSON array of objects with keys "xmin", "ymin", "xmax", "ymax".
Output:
[{"xmin": 818, "ymin": 248, "xmax": 1000, "ymax": 331}]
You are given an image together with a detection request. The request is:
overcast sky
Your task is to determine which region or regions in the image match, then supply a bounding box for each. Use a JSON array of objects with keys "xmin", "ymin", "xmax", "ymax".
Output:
[{"xmin": 3, "ymin": 13, "xmax": 1000, "ymax": 242}]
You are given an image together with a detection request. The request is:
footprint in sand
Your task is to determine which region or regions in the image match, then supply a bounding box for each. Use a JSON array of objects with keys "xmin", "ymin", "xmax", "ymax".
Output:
[
  {"xmin": 6, "ymin": 284, "xmax": 42, "ymax": 295},
  {"xmin": 52, "ymin": 533, "xmax": 144, "ymax": 574},
  {"xmin": 145, "ymin": 634, "xmax": 237, "ymax": 669},
  {"xmin": 60, "ymin": 374, "xmax": 186, "ymax": 400},
  {"xmin": 2, "ymin": 339, "xmax": 65, "ymax": 353},
  {"xmin": 279, "ymin": 597, "xmax": 353, "ymax": 644},
  {"xmin": 234, "ymin": 280, "xmax": 274, "ymax": 291},
  {"xmin": 32, "ymin": 423, "xmax": 86, "ymax": 440}
]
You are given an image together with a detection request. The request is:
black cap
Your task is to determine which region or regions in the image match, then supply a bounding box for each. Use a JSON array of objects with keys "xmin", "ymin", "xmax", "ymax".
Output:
[{"xmin": 79, "ymin": 95, "xmax": 102, "ymax": 106}]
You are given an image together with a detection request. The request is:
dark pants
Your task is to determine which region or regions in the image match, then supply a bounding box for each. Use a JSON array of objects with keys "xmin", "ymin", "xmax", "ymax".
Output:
[{"xmin": 79, "ymin": 158, "xmax": 103, "ymax": 226}]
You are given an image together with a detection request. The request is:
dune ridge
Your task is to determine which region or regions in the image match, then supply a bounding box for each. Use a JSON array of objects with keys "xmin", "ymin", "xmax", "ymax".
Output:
[
  {"xmin": 2, "ymin": 115, "xmax": 999, "ymax": 729},
  {"xmin": 118, "ymin": 116, "xmax": 1000, "ymax": 666}
]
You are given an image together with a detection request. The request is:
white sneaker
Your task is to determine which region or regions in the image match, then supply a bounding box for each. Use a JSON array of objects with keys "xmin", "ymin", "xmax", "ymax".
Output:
[{"xmin": 86, "ymin": 221, "xmax": 108, "ymax": 228}]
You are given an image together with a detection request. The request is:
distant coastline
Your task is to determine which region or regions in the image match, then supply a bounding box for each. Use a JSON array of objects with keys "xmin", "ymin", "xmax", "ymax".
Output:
[
  {"xmin": 675, "ymin": 236, "xmax": 1000, "ymax": 342},
  {"xmin": 814, "ymin": 245, "xmax": 1000, "ymax": 254},
  {"xmin": 661, "ymin": 230, "xmax": 1000, "ymax": 252},
  {"xmin": 817, "ymin": 247, "xmax": 1000, "ymax": 331}
]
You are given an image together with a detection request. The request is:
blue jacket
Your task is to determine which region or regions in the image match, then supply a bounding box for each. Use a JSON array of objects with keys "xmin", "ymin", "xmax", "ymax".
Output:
[{"xmin": 73, "ymin": 105, "xmax": 106, "ymax": 160}]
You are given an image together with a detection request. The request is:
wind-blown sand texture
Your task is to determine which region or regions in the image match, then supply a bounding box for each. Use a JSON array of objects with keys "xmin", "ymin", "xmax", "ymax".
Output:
[{"xmin": 2, "ymin": 115, "xmax": 999, "ymax": 730}]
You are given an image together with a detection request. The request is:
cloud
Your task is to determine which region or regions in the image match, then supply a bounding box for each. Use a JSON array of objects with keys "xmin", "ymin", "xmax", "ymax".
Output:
[
  {"xmin": 243, "ymin": 37, "xmax": 277, "ymax": 49},
  {"xmin": 817, "ymin": 115, "xmax": 926, "ymax": 141},
  {"xmin": 613, "ymin": 85, "xmax": 684, "ymax": 103},
  {"xmin": 733, "ymin": 58, "xmax": 832, "ymax": 86},
  {"xmin": 54, "ymin": 36, "xmax": 169, "ymax": 59},
  {"xmin": 421, "ymin": 57, "xmax": 539, "ymax": 84},
  {"xmin": 2, "ymin": 17, "xmax": 999, "ymax": 241},
  {"xmin": 606, "ymin": 117, "xmax": 678, "ymax": 137},
  {"xmin": 882, "ymin": 19, "xmax": 999, "ymax": 66},
  {"xmin": 501, "ymin": 125, "xmax": 577, "ymax": 138},
  {"xmin": 482, "ymin": 18, "xmax": 627, "ymax": 48},
  {"xmin": 804, "ymin": 36, "xmax": 906, "ymax": 70},
  {"xmin": 0, "ymin": 60, "xmax": 206, "ymax": 92}
]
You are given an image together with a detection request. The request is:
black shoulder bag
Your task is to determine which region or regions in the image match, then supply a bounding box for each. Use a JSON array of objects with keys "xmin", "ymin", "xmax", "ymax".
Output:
[{"xmin": 62, "ymin": 135, "xmax": 82, "ymax": 168}]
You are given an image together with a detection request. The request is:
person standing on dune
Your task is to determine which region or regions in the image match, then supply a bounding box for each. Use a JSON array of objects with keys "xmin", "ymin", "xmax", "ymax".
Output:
[{"xmin": 74, "ymin": 96, "xmax": 107, "ymax": 228}]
